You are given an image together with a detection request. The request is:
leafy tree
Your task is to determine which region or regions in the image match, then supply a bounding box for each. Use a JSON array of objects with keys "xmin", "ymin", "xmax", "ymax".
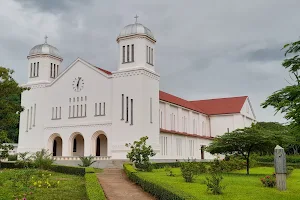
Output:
[
  {"xmin": 206, "ymin": 123, "xmax": 288, "ymax": 175},
  {"xmin": 125, "ymin": 136, "xmax": 156, "ymax": 171},
  {"xmin": 0, "ymin": 130, "xmax": 13, "ymax": 160},
  {"xmin": 261, "ymin": 40, "xmax": 300, "ymax": 125},
  {"xmin": 0, "ymin": 67, "xmax": 27, "ymax": 144}
]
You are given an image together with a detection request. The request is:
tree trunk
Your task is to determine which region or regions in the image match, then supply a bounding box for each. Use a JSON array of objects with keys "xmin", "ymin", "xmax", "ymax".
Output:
[{"xmin": 246, "ymin": 157, "xmax": 250, "ymax": 175}]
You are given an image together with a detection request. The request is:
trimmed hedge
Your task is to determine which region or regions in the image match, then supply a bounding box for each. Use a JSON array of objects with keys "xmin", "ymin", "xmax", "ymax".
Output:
[
  {"xmin": 257, "ymin": 162, "xmax": 300, "ymax": 169},
  {"xmin": 257, "ymin": 155, "xmax": 300, "ymax": 163},
  {"xmin": 123, "ymin": 163, "xmax": 193, "ymax": 200},
  {"xmin": 49, "ymin": 165, "xmax": 86, "ymax": 176},
  {"xmin": 0, "ymin": 161, "xmax": 35, "ymax": 169},
  {"xmin": 152, "ymin": 162, "xmax": 181, "ymax": 169},
  {"xmin": 85, "ymin": 167, "xmax": 95, "ymax": 173},
  {"xmin": 85, "ymin": 172, "xmax": 106, "ymax": 200}
]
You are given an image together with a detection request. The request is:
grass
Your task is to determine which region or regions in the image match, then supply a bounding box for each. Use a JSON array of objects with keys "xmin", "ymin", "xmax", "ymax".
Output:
[
  {"xmin": 136, "ymin": 167, "xmax": 300, "ymax": 200},
  {"xmin": 0, "ymin": 169, "xmax": 88, "ymax": 200}
]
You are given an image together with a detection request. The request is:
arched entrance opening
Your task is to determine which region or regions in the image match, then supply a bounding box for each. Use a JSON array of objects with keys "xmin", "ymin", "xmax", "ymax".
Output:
[
  {"xmin": 48, "ymin": 133, "xmax": 62, "ymax": 156},
  {"xmin": 91, "ymin": 131, "xmax": 107, "ymax": 156},
  {"xmin": 70, "ymin": 133, "xmax": 84, "ymax": 156}
]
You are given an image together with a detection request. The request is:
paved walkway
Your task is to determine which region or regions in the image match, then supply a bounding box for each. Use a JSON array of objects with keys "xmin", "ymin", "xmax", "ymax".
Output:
[{"xmin": 97, "ymin": 169, "xmax": 155, "ymax": 200}]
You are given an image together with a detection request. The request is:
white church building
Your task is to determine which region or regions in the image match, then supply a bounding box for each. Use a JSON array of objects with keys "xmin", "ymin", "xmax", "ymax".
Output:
[{"xmin": 18, "ymin": 20, "xmax": 256, "ymax": 162}]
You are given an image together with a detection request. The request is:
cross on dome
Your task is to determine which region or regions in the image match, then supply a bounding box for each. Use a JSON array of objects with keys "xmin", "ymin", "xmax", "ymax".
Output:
[
  {"xmin": 44, "ymin": 35, "xmax": 48, "ymax": 44},
  {"xmin": 134, "ymin": 14, "xmax": 139, "ymax": 23}
]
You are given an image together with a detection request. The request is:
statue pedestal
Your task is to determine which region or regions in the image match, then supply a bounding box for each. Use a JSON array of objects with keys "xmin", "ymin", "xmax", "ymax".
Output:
[{"xmin": 276, "ymin": 173, "xmax": 286, "ymax": 191}]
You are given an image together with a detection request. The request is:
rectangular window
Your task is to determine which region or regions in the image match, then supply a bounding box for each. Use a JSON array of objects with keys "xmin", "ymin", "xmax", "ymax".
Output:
[
  {"xmin": 26, "ymin": 109, "xmax": 29, "ymax": 132},
  {"xmin": 151, "ymin": 48, "xmax": 153, "ymax": 64},
  {"xmin": 99, "ymin": 103, "xmax": 101, "ymax": 116},
  {"xmin": 81, "ymin": 105, "xmax": 83, "ymax": 117},
  {"xmin": 57, "ymin": 65, "xmax": 59, "ymax": 77},
  {"xmin": 69, "ymin": 106, "xmax": 71, "ymax": 118},
  {"xmin": 126, "ymin": 97, "xmax": 128, "ymax": 122},
  {"xmin": 59, "ymin": 107, "xmax": 61, "ymax": 118},
  {"xmin": 95, "ymin": 103, "xmax": 97, "ymax": 115},
  {"xmin": 30, "ymin": 63, "xmax": 33, "ymax": 77},
  {"xmin": 127, "ymin": 45, "xmax": 129, "ymax": 62},
  {"xmin": 73, "ymin": 105, "xmax": 75, "ymax": 117},
  {"xmin": 150, "ymin": 98, "xmax": 152, "ymax": 123},
  {"xmin": 52, "ymin": 107, "xmax": 54, "ymax": 119},
  {"xmin": 85, "ymin": 104, "xmax": 87, "ymax": 116},
  {"xmin": 103, "ymin": 102, "xmax": 106, "ymax": 116},
  {"xmin": 76, "ymin": 105, "xmax": 79, "ymax": 117},
  {"xmin": 130, "ymin": 99, "xmax": 133, "ymax": 125},
  {"xmin": 30, "ymin": 106, "xmax": 32, "ymax": 129},
  {"xmin": 50, "ymin": 63, "xmax": 53, "ymax": 77},
  {"xmin": 53, "ymin": 64, "xmax": 56, "ymax": 78},
  {"xmin": 55, "ymin": 107, "xmax": 57, "ymax": 119},
  {"xmin": 148, "ymin": 47, "xmax": 151, "ymax": 64},
  {"xmin": 37, "ymin": 62, "xmax": 39, "ymax": 76},
  {"xmin": 122, "ymin": 46, "xmax": 125, "ymax": 63},
  {"xmin": 121, "ymin": 94, "xmax": 124, "ymax": 120},
  {"xmin": 33, "ymin": 63, "xmax": 36, "ymax": 77},
  {"xmin": 131, "ymin": 44, "xmax": 134, "ymax": 62},
  {"xmin": 33, "ymin": 104, "xmax": 36, "ymax": 126}
]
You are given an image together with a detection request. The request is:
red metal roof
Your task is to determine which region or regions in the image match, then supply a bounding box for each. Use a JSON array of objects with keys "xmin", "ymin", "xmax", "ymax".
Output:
[
  {"xmin": 159, "ymin": 91, "xmax": 206, "ymax": 114},
  {"xmin": 190, "ymin": 96, "xmax": 248, "ymax": 115},
  {"xmin": 160, "ymin": 128, "xmax": 214, "ymax": 140},
  {"xmin": 94, "ymin": 66, "xmax": 112, "ymax": 75}
]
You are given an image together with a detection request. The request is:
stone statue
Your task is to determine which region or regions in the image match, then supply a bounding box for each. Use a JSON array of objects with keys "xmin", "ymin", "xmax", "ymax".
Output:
[{"xmin": 274, "ymin": 145, "xmax": 287, "ymax": 190}]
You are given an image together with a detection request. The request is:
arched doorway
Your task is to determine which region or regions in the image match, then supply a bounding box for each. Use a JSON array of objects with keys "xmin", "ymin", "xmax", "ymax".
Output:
[
  {"xmin": 70, "ymin": 133, "xmax": 84, "ymax": 156},
  {"xmin": 91, "ymin": 131, "xmax": 107, "ymax": 156},
  {"xmin": 48, "ymin": 133, "xmax": 63, "ymax": 156}
]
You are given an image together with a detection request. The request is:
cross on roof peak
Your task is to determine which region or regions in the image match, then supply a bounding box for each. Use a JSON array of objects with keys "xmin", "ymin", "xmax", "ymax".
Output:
[
  {"xmin": 44, "ymin": 35, "xmax": 48, "ymax": 44},
  {"xmin": 134, "ymin": 14, "xmax": 139, "ymax": 23}
]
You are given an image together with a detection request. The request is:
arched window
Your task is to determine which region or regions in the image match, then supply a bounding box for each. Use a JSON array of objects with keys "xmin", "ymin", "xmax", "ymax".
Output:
[{"xmin": 73, "ymin": 139, "xmax": 77, "ymax": 152}]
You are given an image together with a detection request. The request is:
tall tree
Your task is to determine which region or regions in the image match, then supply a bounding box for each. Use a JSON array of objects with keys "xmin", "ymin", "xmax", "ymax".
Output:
[
  {"xmin": 0, "ymin": 67, "xmax": 27, "ymax": 158},
  {"xmin": 206, "ymin": 123, "xmax": 289, "ymax": 175},
  {"xmin": 261, "ymin": 40, "xmax": 300, "ymax": 125}
]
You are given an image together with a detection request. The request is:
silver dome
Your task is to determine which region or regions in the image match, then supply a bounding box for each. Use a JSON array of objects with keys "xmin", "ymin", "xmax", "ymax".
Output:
[
  {"xmin": 29, "ymin": 43, "xmax": 62, "ymax": 58},
  {"xmin": 118, "ymin": 23, "xmax": 155, "ymax": 40}
]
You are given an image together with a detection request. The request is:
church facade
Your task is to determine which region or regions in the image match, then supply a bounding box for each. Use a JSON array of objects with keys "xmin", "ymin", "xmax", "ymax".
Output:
[{"xmin": 18, "ymin": 21, "xmax": 256, "ymax": 161}]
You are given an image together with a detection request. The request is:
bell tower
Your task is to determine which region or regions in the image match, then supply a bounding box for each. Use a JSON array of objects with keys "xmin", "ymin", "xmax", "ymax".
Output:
[
  {"xmin": 27, "ymin": 36, "xmax": 63, "ymax": 84},
  {"xmin": 111, "ymin": 17, "xmax": 160, "ymax": 159},
  {"xmin": 116, "ymin": 15, "xmax": 156, "ymax": 72}
]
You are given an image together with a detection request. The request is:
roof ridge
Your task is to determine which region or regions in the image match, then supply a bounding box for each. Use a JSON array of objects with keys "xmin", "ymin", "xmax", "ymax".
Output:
[{"xmin": 191, "ymin": 96, "xmax": 248, "ymax": 102}]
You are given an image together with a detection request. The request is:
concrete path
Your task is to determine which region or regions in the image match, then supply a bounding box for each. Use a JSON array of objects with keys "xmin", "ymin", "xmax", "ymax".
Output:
[{"xmin": 97, "ymin": 169, "xmax": 155, "ymax": 200}]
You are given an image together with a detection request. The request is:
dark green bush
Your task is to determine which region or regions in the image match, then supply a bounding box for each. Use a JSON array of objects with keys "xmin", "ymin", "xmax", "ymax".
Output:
[
  {"xmin": 0, "ymin": 161, "xmax": 35, "ymax": 169},
  {"xmin": 257, "ymin": 162, "xmax": 300, "ymax": 169},
  {"xmin": 209, "ymin": 157, "xmax": 245, "ymax": 173},
  {"xmin": 152, "ymin": 162, "xmax": 181, "ymax": 169},
  {"xmin": 32, "ymin": 149, "xmax": 54, "ymax": 169},
  {"xmin": 85, "ymin": 173, "xmax": 106, "ymax": 200},
  {"xmin": 205, "ymin": 172, "xmax": 225, "ymax": 195},
  {"xmin": 287, "ymin": 166, "xmax": 294, "ymax": 176},
  {"xmin": 7, "ymin": 154, "xmax": 17, "ymax": 161},
  {"xmin": 85, "ymin": 167, "xmax": 95, "ymax": 173},
  {"xmin": 180, "ymin": 160, "xmax": 202, "ymax": 182},
  {"xmin": 124, "ymin": 163, "xmax": 191, "ymax": 200},
  {"xmin": 49, "ymin": 165, "xmax": 86, "ymax": 176},
  {"xmin": 257, "ymin": 155, "xmax": 300, "ymax": 163}
]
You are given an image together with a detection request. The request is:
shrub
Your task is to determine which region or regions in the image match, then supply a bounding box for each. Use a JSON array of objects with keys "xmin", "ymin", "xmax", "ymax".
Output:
[
  {"xmin": 7, "ymin": 154, "xmax": 17, "ymax": 161},
  {"xmin": 257, "ymin": 155, "xmax": 300, "ymax": 163},
  {"xmin": 164, "ymin": 166, "xmax": 175, "ymax": 177},
  {"xmin": 209, "ymin": 157, "xmax": 246, "ymax": 173},
  {"xmin": 260, "ymin": 173, "xmax": 276, "ymax": 187},
  {"xmin": 49, "ymin": 165, "xmax": 85, "ymax": 176},
  {"xmin": 31, "ymin": 172, "xmax": 60, "ymax": 188},
  {"xmin": 205, "ymin": 172, "xmax": 225, "ymax": 195},
  {"xmin": 180, "ymin": 159, "xmax": 200, "ymax": 182},
  {"xmin": 125, "ymin": 136, "xmax": 156, "ymax": 172},
  {"xmin": 79, "ymin": 155, "xmax": 96, "ymax": 167},
  {"xmin": 287, "ymin": 166, "xmax": 294, "ymax": 176},
  {"xmin": 85, "ymin": 167, "xmax": 96, "ymax": 173},
  {"xmin": 32, "ymin": 149, "xmax": 54, "ymax": 169},
  {"xmin": 124, "ymin": 163, "xmax": 191, "ymax": 200},
  {"xmin": 152, "ymin": 162, "xmax": 181, "ymax": 169},
  {"xmin": 16, "ymin": 152, "xmax": 33, "ymax": 168},
  {"xmin": 85, "ymin": 173, "xmax": 106, "ymax": 200}
]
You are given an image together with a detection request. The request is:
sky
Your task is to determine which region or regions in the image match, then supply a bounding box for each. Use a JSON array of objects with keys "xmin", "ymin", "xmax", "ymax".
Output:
[{"xmin": 1, "ymin": 0, "xmax": 299, "ymax": 123}]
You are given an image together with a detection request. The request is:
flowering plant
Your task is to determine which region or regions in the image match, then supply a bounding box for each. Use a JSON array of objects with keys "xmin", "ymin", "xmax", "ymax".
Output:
[
  {"xmin": 260, "ymin": 173, "xmax": 276, "ymax": 187},
  {"xmin": 31, "ymin": 173, "xmax": 60, "ymax": 188}
]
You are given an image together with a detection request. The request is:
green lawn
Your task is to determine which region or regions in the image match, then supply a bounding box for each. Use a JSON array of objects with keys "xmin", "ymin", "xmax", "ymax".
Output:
[
  {"xmin": 0, "ymin": 169, "xmax": 88, "ymax": 200},
  {"xmin": 137, "ymin": 167, "xmax": 300, "ymax": 200}
]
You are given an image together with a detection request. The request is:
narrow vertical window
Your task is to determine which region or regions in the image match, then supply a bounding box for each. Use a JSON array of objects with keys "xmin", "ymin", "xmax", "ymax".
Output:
[
  {"xmin": 59, "ymin": 107, "xmax": 61, "ymax": 118},
  {"xmin": 56, "ymin": 65, "xmax": 59, "ymax": 77},
  {"xmin": 103, "ymin": 102, "xmax": 106, "ymax": 116},
  {"xmin": 33, "ymin": 63, "xmax": 36, "ymax": 77},
  {"xmin": 146, "ymin": 46, "xmax": 148, "ymax": 63},
  {"xmin": 77, "ymin": 105, "xmax": 79, "ymax": 117},
  {"xmin": 52, "ymin": 107, "xmax": 54, "ymax": 119},
  {"xmin": 122, "ymin": 46, "xmax": 125, "ymax": 63},
  {"xmin": 85, "ymin": 104, "xmax": 87, "ymax": 116},
  {"xmin": 148, "ymin": 47, "xmax": 151, "ymax": 64},
  {"xmin": 30, "ymin": 63, "xmax": 33, "ymax": 77},
  {"xmin": 37, "ymin": 62, "xmax": 39, "ymax": 76},
  {"xmin": 151, "ymin": 48, "xmax": 154, "ymax": 64},
  {"xmin": 131, "ymin": 44, "xmax": 134, "ymax": 62},
  {"xmin": 150, "ymin": 98, "xmax": 152, "ymax": 123},
  {"xmin": 126, "ymin": 97, "xmax": 128, "ymax": 122},
  {"xmin": 121, "ymin": 94, "xmax": 124, "ymax": 120},
  {"xmin": 50, "ymin": 63, "xmax": 53, "ymax": 77},
  {"xmin": 160, "ymin": 111, "xmax": 162, "ymax": 128},
  {"xmin": 95, "ymin": 103, "xmax": 97, "ymax": 115},
  {"xmin": 30, "ymin": 106, "xmax": 32, "ymax": 129},
  {"xmin": 127, "ymin": 45, "xmax": 129, "ymax": 62},
  {"xmin": 33, "ymin": 104, "xmax": 36, "ymax": 126},
  {"xmin": 130, "ymin": 99, "xmax": 133, "ymax": 125},
  {"xmin": 69, "ymin": 106, "xmax": 71, "ymax": 118},
  {"xmin": 81, "ymin": 105, "xmax": 83, "ymax": 117},
  {"xmin": 26, "ymin": 109, "xmax": 29, "ymax": 131},
  {"xmin": 73, "ymin": 139, "xmax": 77, "ymax": 152},
  {"xmin": 55, "ymin": 107, "xmax": 58, "ymax": 119},
  {"xmin": 53, "ymin": 64, "xmax": 56, "ymax": 78},
  {"xmin": 99, "ymin": 103, "xmax": 101, "ymax": 116},
  {"xmin": 73, "ymin": 105, "xmax": 75, "ymax": 117}
]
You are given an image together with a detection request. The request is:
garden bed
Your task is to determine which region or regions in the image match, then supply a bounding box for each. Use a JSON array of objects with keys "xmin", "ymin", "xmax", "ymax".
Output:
[{"xmin": 125, "ymin": 165, "xmax": 300, "ymax": 200}]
